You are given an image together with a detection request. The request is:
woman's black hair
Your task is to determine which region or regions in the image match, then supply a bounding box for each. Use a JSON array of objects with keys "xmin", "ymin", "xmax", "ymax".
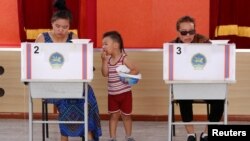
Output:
[
  {"xmin": 103, "ymin": 31, "xmax": 125, "ymax": 53},
  {"xmin": 176, "ymin": 15, "xmax": 196, "ymax": 31},
  {"xmin": 54, "ymin": 0, "xmax": 67, "ymax": 10},
  {"xmin": 51, "ymin": 0, "xmax": 72, "ymax": 23}
]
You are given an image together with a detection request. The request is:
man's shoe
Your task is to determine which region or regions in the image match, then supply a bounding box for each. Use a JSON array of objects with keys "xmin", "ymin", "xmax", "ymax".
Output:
[
  {"xmin": 200, "ymin": 132, "xmax": 208, "ymax": 141},
  {"xmin": 187, "ymin": 134, "xmax": 196, "ymax": 141}
]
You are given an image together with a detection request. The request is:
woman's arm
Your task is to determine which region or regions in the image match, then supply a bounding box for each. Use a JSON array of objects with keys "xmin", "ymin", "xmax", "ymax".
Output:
[{"xmin": 35, "ymin": 33, "xmax": 45, "ymax": 43}]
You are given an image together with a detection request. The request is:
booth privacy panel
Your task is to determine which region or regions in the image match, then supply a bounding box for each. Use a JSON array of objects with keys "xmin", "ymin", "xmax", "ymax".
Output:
[
  {"xmin": 21, "ymin": 42, "xmax": 93, "ymax": 82},
  {"xmin": 163, "ymin": 43, "xmax": 236, "ymax": 82},
  {"xmin": 28, "ymin": 82, "xmax": 84, "ymax": 98}
]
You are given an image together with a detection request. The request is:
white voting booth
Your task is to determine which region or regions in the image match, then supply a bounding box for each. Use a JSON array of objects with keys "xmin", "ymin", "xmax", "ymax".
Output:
[
  {"xmin": 163, "ymin": 43, "xmax": 236, "ymax": 141},
  {"xmin": 21, "ymin": 42, "xmax": 93, "ymax": 141}
]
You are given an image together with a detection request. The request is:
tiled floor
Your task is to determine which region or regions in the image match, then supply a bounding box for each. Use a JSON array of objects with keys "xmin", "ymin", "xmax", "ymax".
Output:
[
  {"xmin": 0, "ymin": 119, "xmax": 203, "ymax": 141},
  {"xmin": 0, "ymin": 119, "xmax": 248, "ymax": 141}
]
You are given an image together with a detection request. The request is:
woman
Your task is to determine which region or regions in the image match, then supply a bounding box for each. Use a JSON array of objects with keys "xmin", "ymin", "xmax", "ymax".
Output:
[
  {"xmin": 170, "ymin": 15, "xmax": 224, "ymax": 141},
  {"xmin": 35, "ymin": 1, "xmax": 102, "ymax": 141}
]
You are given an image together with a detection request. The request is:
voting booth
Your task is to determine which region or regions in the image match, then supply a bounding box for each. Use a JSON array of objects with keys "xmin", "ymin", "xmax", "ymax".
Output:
[
  {"xmin": 21, "ymin": 42, "xmax": 93, "ymax": 141},
  {"xmin": 163, "ymin": 43, "xmax": 236, "ymax": 141}
]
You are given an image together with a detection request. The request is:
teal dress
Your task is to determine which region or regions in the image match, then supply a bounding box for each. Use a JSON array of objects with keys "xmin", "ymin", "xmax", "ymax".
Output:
[{"xmin": 43, "ymin": 32, "xmax": 102, "ymax": 140}]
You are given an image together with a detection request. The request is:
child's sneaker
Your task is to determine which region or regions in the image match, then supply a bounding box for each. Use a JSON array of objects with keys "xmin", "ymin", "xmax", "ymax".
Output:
[
  {"xmin": 126, "ymin": 137, "xmax": 136, "ymax": 141},
  {"xmin": 108, "ymin": 138, "xmax": 117, "ymax": 141}
]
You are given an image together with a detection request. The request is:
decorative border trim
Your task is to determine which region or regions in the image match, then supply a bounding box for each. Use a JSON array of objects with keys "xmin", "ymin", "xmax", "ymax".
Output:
[{"xmin": 215, "ymin": 25, "xmax": 250, "ymax": 38}]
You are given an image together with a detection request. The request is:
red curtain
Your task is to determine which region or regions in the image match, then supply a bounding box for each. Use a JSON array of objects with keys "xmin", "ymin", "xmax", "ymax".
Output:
[
  {"xmin": 22, "ymin": 0, "xmax": 53, "ymax": 29},
  {"xmin": 210, "ymin": 0, "xmax": 250, "ymax": 48},
  {"xmin": 20, "ymin": 0, "xmax": 80, "ymax": 41},
  {"xmin": 17, "ymin": 0, "xmax": 26, "ymax": 42},
  {"xmin": 78, "ymin": 0, "xmax": 97, "ymax": 46}
]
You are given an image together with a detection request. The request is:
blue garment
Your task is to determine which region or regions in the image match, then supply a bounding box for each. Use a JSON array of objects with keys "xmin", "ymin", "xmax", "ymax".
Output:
[
  {"xmin": 42, "ymin": 32, "xmax": 73, "ymax": 42},
  {"xmin": 46, "ymin": 85, "xmax": 102, "ymax": 140},
  {"xmin": 43, "ymin": 32, "xmax": 102, "ymax": 140}
]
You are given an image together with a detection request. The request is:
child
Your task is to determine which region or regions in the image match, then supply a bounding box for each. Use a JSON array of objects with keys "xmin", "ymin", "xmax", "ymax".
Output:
[{"xmin": 101, "ymin": 31, "xmax": 139, "ymax": 141}]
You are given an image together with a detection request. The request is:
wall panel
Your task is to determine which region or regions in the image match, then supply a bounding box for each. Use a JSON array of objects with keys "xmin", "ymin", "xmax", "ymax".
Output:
[
  {"xmin": 97, "ymin": 0, "xmax": 209, "ymax": 48},
  {"xmin": 1, "ymin": 49, "xmax": 249, "ymax": 118}
]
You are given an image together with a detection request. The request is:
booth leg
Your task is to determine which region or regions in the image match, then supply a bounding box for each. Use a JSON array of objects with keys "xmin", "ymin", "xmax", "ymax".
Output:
[
  {"xmin": 168, "ymin": 85, "xmax": 173, "ymax": 141},
  {"xmin": 223, "ymin": 85, "xmax": 228, "ymax": 125},
  {"xmin": 29, "ymin": 90, "xmax": 33, "ymax": 141},
  {"xmin": 224, "ymin": 98, "xmax": 228, "ymax": 124},
  {"xmin": 84, "ymin": 83, "xmax": 88, "ymax": 141}
]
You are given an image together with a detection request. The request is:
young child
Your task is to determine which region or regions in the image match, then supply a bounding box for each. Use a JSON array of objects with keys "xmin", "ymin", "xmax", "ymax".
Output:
[{"xmin": 101, "ymin": 31, "xmax": 139, "ymax": 141}]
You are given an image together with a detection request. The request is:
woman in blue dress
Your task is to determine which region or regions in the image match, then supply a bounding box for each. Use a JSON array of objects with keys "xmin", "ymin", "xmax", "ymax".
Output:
[{"xmin": 35, "ymin": 0, "xmax": 102, "ymax": 141}]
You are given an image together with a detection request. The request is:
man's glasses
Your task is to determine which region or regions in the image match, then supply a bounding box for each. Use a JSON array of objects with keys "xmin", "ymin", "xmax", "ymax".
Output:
[{"xmin": 179, "ymin": 30, "xmax": 196, "ymax": 36}]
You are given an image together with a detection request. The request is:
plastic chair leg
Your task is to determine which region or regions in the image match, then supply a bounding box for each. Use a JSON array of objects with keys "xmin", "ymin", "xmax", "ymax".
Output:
[{"xmin": 42, "ymin": 100, "xmax": 49, "ymax": 141}]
